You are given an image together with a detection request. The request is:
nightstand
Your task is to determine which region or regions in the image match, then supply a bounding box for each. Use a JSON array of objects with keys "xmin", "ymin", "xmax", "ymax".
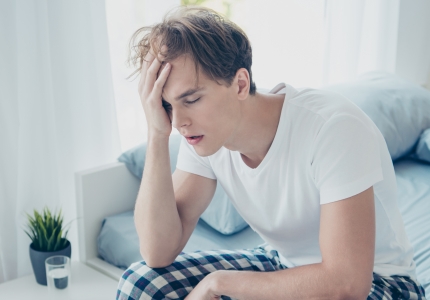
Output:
[{"xmin": 0, "ymin": 261, "xmax": 119, "ymax": 299}]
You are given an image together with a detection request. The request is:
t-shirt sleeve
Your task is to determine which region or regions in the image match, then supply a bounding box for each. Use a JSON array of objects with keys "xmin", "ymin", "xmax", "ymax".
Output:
[
  {"xmin": 176, "ymin": 136, "xmax": 217, "ymax": 180},
  {"xmin": 310, "ymin": 114, "xmax": 383, "ymax": 205}
]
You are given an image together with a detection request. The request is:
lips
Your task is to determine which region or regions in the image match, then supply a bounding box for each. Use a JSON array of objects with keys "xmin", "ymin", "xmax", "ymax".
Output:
[{"xmin": 185, "ymin": 135, "xmax": 203, "ymax": 145}]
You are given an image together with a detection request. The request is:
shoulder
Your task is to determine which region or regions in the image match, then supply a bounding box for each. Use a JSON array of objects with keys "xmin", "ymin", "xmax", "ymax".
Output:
[
  {"xmin": 288, "ymin": 87, "xmax": 365, "ymax": 121},
  {"xmin": 286, "ymin": 87, "xmax": 380, "ymax": 141}
]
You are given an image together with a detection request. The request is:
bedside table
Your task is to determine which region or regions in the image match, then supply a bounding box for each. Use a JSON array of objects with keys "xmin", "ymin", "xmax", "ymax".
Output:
[{"xmin": 0, "ymin": 261, "xmax": 119, "ymax": 299}]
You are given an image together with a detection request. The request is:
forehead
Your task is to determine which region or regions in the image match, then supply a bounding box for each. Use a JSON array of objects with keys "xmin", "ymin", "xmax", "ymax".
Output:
[{"xmin": 161, "ymin": 55, "xmax": 208, "ymax": 102}]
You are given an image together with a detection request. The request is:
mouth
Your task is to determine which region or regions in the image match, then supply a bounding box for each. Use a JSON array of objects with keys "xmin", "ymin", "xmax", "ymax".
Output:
[{"xmin": 185, "ymin": 135, "xmax": 204, "ymax": 145}]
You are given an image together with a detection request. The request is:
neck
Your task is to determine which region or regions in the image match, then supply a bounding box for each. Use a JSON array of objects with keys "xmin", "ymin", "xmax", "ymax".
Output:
[{"xmin": 224, "ymin": 91, "xmax": 285, "ymax": 167}]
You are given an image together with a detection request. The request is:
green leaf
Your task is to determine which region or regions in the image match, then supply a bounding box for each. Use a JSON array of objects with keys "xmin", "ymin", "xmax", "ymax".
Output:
[
  {"xmin": 34, "ymin": 210, "xmax": 41, "ymax": 223},
  {"xmin": 46, "ymin": 232, "xmax": 55, "ymax": 251},
  {"xmin": 35, "ymin": 226, "xmax": 43, "ymax": 250},
  {"xmin": 53, "ymin": 228, "xmax": 63, "ymax": 251},
  {"xmin": 63, "ymin": 228, "xmax": 70, "ymax": 240},
  {"xmin": 47, "ymin": 222, "xmax": 60, "ymax": 252},
  {"xmin": 38, "ymin": 218, "xmax": 48, "ymax": 251},
  {"xmin": 24, "ymin": 207, "xmax": 74, "ymax": 252},
  {"xmin": 53, "ymin": 226, "xmax": 62, "ymax": 251}
]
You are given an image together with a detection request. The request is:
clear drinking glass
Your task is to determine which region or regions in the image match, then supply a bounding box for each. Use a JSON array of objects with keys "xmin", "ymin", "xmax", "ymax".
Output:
[{"xmin": 45, "ymin": 256, "xmax": 71, "ymax": 297}]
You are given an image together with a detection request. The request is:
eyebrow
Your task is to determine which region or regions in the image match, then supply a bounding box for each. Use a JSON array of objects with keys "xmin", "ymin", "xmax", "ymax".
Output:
[{"xmin": 174, "ymin": 87, "xmax": 204, "ymax": 101}]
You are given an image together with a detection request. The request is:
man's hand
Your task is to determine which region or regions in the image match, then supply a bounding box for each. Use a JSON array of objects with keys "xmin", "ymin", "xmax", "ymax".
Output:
[
  {"xmin": 138, "ymin": 47, "xmax": 172, "ymax": 138},
  {"xmin": 185, "ymin": 271, "xmax": 223, "ymax": 300}
]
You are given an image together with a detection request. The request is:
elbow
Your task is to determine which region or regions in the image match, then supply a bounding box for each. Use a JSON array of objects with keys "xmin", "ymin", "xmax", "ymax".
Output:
[
  {"xmin": 145, "ymin": 259, "xmax": 174, "ymax": 269},
  {"xmin": 339, "ymin": 290, "xmax": 370, "ymax": 300},
  {"xmin": 340, "ymin": 278, "xmax": 372, "ymax": 300},
  {"xmin": 329, "ymin": 266, "xmax": 372, "ymax": 300},
  {"xmin": 139, "ymin": 247, "xmax": 175, "ymax": 269}
]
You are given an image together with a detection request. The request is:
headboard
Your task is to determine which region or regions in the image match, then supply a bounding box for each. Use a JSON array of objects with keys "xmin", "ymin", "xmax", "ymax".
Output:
[{"xmin": 75, "ymin": 162, "xmax": 140, "ymax": 279}]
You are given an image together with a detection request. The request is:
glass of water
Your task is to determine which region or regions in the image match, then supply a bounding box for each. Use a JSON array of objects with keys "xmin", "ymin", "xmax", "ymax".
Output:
[{"xmin": 45, "ymin": 256, "xmax": 71, "ymax": 297}]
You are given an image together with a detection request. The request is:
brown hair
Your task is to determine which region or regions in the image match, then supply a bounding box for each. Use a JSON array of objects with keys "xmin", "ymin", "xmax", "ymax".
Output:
[{"xmin": 127, "ymin": 6, "xmax": 257, "ymax": 95}]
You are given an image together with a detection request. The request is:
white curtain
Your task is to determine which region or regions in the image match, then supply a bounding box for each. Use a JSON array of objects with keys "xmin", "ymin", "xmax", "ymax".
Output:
[
  {"xmin": 395, "ymin": 0, "xmax": 430, "ymax": 88},
  {"xmin": 106, "ymin": 0, "xmax": 180, "ymax": 152},
  {"xmin": 0, "ymin": 0, "xmax": 121, "ymax": 283},
  {"xmin": 323, "ymin": 0, "xmax": 430, "ymax": 87},
  {"xmin": 242, "ymin": 0, "xmax": 326, "ymax": 90}
]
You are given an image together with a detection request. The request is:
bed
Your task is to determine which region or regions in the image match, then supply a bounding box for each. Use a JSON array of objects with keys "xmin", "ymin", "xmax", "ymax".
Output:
[{"xmin": 74, "ymin": 73, "xmax": 430, "ymax": 296}]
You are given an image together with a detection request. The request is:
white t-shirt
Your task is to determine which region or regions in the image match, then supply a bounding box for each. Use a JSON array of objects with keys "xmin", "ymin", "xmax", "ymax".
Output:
[{"xmin": 176, "ymin": 83, "xmax": 417, "ymax": 279}]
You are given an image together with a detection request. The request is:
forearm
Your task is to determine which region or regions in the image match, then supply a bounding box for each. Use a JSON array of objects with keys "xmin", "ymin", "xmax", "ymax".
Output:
[
  {"xmin": 135, "ymin": 134, "xmax": 182, "ymax": 266},
  {"xmin": 214, "ymin": 263, "xmax": 361, "ymax": 300}
]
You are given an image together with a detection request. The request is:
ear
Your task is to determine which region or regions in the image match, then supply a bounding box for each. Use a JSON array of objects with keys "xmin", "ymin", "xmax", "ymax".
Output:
[{"xmin": 235, "ymin": 68, "xmax": 250, "ymax": 100}]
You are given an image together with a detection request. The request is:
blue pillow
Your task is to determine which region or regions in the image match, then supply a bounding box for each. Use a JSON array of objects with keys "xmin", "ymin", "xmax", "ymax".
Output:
[
  {"xmin": 414, "ymin": 128, "xmax": 430, "ymax": 163},
  {"xmin": 97, "ymin": 210, "xmax": 263, "ymax": 269},
  {"xmin": 118, "ymin": 134, "xmax": 182, "ymax": 177},
  {"xmin": 118, "ymin": 134, "xmax": 248, "ymax": 235},
  {"xmin": 321, "ymin": 71, "xmax": 430, "ymax": 161}
]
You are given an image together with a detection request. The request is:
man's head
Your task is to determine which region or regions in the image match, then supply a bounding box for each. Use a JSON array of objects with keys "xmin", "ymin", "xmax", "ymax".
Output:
[
  {"xmin": 129, "ymin": 6, "xmax": 256, "ymax": 94},
  {"xmin": 129, "ymin": 6, "xmax": 257, "ymax": 156}
]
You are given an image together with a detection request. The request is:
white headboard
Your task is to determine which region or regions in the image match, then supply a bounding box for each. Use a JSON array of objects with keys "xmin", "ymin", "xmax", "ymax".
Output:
[{"xmin": 75, "ymin": 162, "xmax": 140, "ymax": 278}]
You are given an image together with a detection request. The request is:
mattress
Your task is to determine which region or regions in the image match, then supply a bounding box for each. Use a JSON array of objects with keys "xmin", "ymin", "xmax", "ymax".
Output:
[{"xmin": 97, "ymin": 157, "xmax": 430, "ymax": 294}]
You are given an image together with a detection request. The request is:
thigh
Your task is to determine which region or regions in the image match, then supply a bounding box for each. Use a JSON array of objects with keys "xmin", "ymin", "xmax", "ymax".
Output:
[
  {"xmin": 116, "ymin": 243, "xmax": 283, "ymax": 300},
  {"xmin": 117, "ymin": 244, "xmax": 427, "ymax": 300},
  {"xmin": 368, "ymin": 273, "xmax": 427, "ymax": 300}
]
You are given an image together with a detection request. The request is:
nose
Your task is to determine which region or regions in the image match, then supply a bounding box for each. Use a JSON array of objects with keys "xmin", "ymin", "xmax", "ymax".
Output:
[{"xmin": 171, "ymin": 108, "xmax": 190, "ymax": 130}]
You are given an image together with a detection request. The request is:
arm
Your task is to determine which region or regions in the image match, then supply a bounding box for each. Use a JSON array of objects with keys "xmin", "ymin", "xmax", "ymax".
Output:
[
  {"xmin": 136, "ymin": 153, "xmax": 216, "ymax": 268},
  {"xmin": 188, "ymin": 187, "xmax": 375, "ymax": 300},
  {"xmin": 135, "ymin": 49, "xmax": 217, "ymax": 268}
]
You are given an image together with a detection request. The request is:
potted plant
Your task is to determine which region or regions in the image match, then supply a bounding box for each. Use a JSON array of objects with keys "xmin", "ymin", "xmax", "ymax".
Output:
[{"xmin": 24, "ymin": 207, "xmax": 72, "ymax": 285}]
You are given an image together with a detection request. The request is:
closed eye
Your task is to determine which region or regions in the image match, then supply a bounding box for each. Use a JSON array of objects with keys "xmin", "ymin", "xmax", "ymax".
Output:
[{"xmin": 185, "ymin": 97, "xmax": 200, "ymax": 105}]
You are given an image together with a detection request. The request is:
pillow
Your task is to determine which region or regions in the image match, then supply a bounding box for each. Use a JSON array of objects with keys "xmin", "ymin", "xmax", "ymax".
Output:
[
  {"xmin": 414, "ymin": 128, "xmax": 430, "ymax": 163},
  {"xmin": 118, "ymin": 134, "xmax": 248, "ymax": 235},
  {"xmin": 97, "ymin": 210, "xmax": 263, "ymax": 269},
  {"xmin": 118, "ymin": 133, "xmax": 182, "ymax": 177},
  {"xmin": 97, "ymin": 211, "xmax": 142, "ymax": 269},
  {"xmin": 321, "ymin": 71, "xmax": 430, "ymax": 161}
]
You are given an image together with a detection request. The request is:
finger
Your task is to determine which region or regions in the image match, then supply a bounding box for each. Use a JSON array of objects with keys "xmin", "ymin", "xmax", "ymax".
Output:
[
  {"xmin": 147, "ymin": 45, "xmax": 167, "ymax": 78},
  {"xmin": 159, "ymin": 45, "xmax": 168, "ymax": 59},
  {"xmin": 145, "ymin": 56, "xmax": 162, "ymax": 87},
  {"xmin": 152, "ymin": 63, "xmax": 171, "ymax": 96},
  {"xmin": 139, "ymin": 49, "xmax": 157, "ymax": 86},
  {"xmin": 143, "ymin": 48, "xmax": 156, "ymax": 65}
]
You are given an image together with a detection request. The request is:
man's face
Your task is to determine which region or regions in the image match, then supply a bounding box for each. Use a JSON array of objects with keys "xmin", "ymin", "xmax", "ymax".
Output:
[{"xmin": 161, "ymin": 55, "xmax": 241, "ymax": 157}]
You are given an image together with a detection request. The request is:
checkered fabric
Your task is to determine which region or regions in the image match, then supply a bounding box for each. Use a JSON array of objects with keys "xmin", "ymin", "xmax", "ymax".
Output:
[{"xmin": 116, "ymin": 243, "xmax": 426, "ymax": 300}]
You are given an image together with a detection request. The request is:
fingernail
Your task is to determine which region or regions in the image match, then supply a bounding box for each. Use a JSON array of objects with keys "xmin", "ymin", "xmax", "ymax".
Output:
[{"xmin": 165, "ymin": 63, "xmax": 170, "ymax": 69}]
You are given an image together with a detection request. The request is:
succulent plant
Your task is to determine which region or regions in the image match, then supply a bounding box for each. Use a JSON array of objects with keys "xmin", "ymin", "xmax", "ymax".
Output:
[{"xmin": 24, "ymin": 207, "xmax": 71, "ymax": 252}]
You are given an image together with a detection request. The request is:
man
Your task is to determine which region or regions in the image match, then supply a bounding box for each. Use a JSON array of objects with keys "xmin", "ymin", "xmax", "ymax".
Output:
[{"xmin": 117, "ymin": 6, "xmax": 426, "ymax": 300}]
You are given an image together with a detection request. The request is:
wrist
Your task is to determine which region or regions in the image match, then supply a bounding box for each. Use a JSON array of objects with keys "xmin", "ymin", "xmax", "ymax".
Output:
[
  {"xmin": 147, "ymin": 131, "xmax": 170, "ymax": 143},
  {"xmin": 208, "ymin": 270, "xmax": 228, "ymax": 295}
]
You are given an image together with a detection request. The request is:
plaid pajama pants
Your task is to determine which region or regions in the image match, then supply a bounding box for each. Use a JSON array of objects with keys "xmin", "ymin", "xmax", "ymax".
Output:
[{"xmin": 117, "ymin": 243, "xmax": 426, "ymax": 300}]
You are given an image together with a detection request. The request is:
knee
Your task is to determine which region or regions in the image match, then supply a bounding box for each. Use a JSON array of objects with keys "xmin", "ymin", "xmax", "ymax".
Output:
[
  {"xmin": 117, "ymin": 261, "xmax": 163, "ymax": 299},
  {"xmin": 120, "ymin": 260, "xmax": 161, "ymax": 290},
  {"xmin": 117, "ymin": 260, "xmax": 185, "ymax": 300}
]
